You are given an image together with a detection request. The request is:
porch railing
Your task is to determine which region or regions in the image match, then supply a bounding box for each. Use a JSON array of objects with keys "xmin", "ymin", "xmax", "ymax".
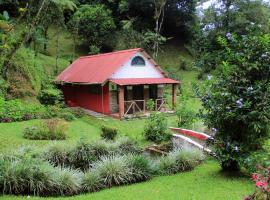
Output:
[
  {"xmin": 124, "ymin": 98, "xmax": 167, "ymax": 116},
  {"xmin": 124, "ymin": 100, "xmax": 146, "ymax": 116},
  {"xmin": 156, "ymin": 98, "xmax": 166, "ymax": 111}
]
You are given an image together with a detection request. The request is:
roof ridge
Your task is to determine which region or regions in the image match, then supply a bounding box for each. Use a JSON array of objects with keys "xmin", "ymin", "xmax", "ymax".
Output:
[{"xmin": 79, "ymin": 48, "xmax": 142, "ymax": 59}]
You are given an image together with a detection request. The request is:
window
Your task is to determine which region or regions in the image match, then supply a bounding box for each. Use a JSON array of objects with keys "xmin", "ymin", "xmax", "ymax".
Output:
[{"xmin": 131, "ymin": 56, "xmax": 146, "ymax": 66}]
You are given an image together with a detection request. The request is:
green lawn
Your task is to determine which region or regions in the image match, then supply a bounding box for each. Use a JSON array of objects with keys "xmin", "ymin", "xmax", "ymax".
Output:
[
  {"xmin": 1, "ymin": 160, "xmax": 253, "ymax": 200},
  {"xmin": 0, "ymin": 115, "xmax": 254, "ymax": 200}
]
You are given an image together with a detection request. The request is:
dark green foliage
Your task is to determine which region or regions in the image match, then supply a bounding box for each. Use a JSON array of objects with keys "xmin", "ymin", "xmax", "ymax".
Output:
[
  {"xmin": 144, "ymin": 112, "xmax": 172, "ymax": 143},
  {"xmin": 101, "ymin": 125, "xmax": 118, "ymax": 140},
  {"xmin": 199, "ymin": 34, "xmax": 270, "ymax": 170},
  {"xmin": 23, "ymin": 119, "xmax": 68, "ymax": 140},
  {"xmin": 176, "ymin": 92, "xmax": 197, "ymax": 128},
  {"xmin": 38, "ymin": 88, "xmax": 63, "ymax": 105},
  {"xmin": 72, "ymin": 4, "xmax": 116, "ymax": 51},
  {"xmin": 116, "ymin": 137, "xmax": 141, "ymax": 154},
  {"xmin": 195, "ymin": 0, "xmax": 270, "ymax": 74},
  {"xmin": 146, "ymin": 99, "xmax": 155, "ymax": 111}
]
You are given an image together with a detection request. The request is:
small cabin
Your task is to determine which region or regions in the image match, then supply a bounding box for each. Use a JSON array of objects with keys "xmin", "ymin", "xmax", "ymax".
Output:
[{"xmin": 56, "ymin": 48, "xmax": 179, "ymax": 118}]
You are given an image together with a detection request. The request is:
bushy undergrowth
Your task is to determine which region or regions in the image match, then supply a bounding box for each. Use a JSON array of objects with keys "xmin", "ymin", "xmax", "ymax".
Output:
[
  {"xmin": 158, "ymin": 148, "xmax": 205, "ymax": 175},
  {"xmin": 43, "ymin": 138, "xmax": 141, "ymax": 170},
  {"xmin": 101, "ymin": 125, "xmax": 118, "ymax": 140},
  {"xmin": 0, "ymin": 98, "xmax": 82, "ymax": 123},
  {"xmin": 92, "ymin": 155, "xmax": 131, "ymax": 187},
  {"xmin": 0, "ymin": 140, "xmax": 205, "ymax": 197},
  {"xmin": 143, "ymin": 112, "xmax": 172, "ymax": 143},
  {"xmin": 23, "ymin": 119, "xmax": 68, "ymax": 140}
]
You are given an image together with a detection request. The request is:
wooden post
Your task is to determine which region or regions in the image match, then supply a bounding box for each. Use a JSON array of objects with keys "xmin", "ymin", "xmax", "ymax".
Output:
[
  {"xmin": 172, "ymin": 84, "xmax": 177, "ymax": 109},
  {"xmin": 118, "ymin": 86, "xmax": 125, "ymax": 118}
]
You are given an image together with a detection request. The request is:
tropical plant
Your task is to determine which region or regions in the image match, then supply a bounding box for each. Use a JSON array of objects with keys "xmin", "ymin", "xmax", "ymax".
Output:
[{"xmin": 144, "ymin": 112, "xmax": 171, "ymax": 143}]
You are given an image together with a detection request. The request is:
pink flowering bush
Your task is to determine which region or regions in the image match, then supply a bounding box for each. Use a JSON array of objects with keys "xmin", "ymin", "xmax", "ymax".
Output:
[{"xmin": 245, "ymin": 167, "xmax": 270, "ymax": 200}]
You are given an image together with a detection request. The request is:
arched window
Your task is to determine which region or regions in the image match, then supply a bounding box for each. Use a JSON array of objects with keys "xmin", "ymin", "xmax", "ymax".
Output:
[{"xmin": 131, "ymin": 56, "xmax": 146, "ymax": 66}]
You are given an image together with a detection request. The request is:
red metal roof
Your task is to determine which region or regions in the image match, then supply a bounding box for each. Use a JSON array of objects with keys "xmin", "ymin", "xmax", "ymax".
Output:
[
  {"xmin": 56, "ymin": 48, "xmax": 142, "ymax": 84},
  {"xmin": 110, "ymin": 78, "xmax": 179, "ymax": 86},
  {"xmin": 56, "ymin": 48, "xmax": 177, "ymax": 84}
]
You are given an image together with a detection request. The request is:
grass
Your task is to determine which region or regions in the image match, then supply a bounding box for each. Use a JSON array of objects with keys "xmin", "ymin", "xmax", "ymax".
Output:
[
  {"xmin": 1, "ymin": 160, "xmax": 254, "ymax": 200},
  {"xmin": 0, "ymin": 118, "xmax": 101, "ymax": 152}
]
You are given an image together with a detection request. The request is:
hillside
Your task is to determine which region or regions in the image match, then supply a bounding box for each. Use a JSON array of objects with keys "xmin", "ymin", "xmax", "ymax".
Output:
[{"xmin": 4, "ymin": 27, "xmax": 199, "ymax": 102}]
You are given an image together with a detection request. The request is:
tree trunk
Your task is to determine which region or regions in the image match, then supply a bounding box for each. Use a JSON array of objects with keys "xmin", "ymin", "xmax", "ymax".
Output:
[
  {"xmin": 44, "ymin": 27, "xmax": 48, "ymax": 52},
  {"xmin": 55, "ymin": 25, "xmax": 60, "ymax": 75}
]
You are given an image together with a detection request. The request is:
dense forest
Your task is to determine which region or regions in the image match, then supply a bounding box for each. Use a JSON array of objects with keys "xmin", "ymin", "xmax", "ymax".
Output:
[{"xmin": 0, "ymin": 0, "xmax": 270, "ymax": 100}]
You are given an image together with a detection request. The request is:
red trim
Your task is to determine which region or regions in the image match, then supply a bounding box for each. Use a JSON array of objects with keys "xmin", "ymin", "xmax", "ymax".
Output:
[{"xmin": 170, "ymin": 128, "xmax": 211, "ymax": 141}]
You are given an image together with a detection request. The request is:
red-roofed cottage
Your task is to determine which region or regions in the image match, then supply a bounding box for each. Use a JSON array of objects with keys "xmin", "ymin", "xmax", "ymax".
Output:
[{"xmin": 56, "ymin": 48, "xmax": 179, "ymax": 118}]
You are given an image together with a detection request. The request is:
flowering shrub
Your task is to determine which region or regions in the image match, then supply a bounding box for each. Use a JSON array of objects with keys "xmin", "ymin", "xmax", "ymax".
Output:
[
  {"xmin": 245, "ymin": 167, "xmax": 270, "ymax": 200},
  {"xmin": 198, "ymin": 34, "xmax": 270, "ymax": 170}
]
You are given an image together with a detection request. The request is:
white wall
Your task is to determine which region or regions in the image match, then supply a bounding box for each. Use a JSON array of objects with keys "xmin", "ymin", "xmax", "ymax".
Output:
[{"xmin": 110, "ymin": 52, "xmax": 164, "ymax": 79}]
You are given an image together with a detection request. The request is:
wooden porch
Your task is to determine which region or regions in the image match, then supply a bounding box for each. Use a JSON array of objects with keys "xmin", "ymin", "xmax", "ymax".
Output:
[{"xmin": 114, "ymin": 83, "xmax": 178, "ymax": 118}]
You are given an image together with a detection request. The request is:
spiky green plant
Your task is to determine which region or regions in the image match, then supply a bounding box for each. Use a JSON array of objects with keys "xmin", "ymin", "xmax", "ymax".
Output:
[
  {"xmin": 43, "ymin": 143, "xmax": 69, "ymax": 167},
  {"xmin": 125, "ymin": 154, "xmax": 153, "ymax": 182},
  {"xmin": 82, "ymin": 171, "xmax": 104, "ymax": 192},
  {"xmin": 115, "ymin": 137, "xmax": 141, "ymax": 155},
  {"xmin": 92, "ymin": 155, "xmax": 132, "ymax": 187},
  {"xmin": 54, "ymin": 168, "xmax": 82, "ymax": 196}
]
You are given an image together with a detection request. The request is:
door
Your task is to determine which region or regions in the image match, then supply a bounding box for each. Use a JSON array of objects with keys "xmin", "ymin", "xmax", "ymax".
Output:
[
  {"xmin": 149, "ymin": 85, "xmax": 158, "ymax": 99},
  {"xmin": 132, "ymin": 85, "xmax": 144, "ymax": 111}
]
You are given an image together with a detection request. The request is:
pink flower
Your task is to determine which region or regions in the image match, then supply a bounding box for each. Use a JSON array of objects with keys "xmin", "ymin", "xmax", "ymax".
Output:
[
  {"xmin": 256, "ymin": 181, "xmax": 268, "ymax": 189},
  {"xmin": 252, "ymin": 173, "xmax": 259, "ymax": 181}
]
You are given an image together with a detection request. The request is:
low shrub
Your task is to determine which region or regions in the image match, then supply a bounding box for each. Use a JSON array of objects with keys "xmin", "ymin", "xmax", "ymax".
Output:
[
  {"xmin": 68, "ymin": 141, "xmax": 97, "ymax": 170},
  {"xmin": 23, "ymin": 119, "xmax": 68, "ymax": 140},
  {"xmin": 0, "ymin": 157, "xmax": 56, "ymax": 196},
  {"xmin": 38, "ymin": 88, "xmax": 63, "ymax": 106},
  {"xmin": 158, "ymin": 148, "xmax": 205, "ymax": 175},
  {"xmin": 54, "ymin": 168, "xmax": 82, "ymax": 196},
  {"xmin": 70, "ymin": 107, "xmax": 85, "ymax": 118},
  {"xmin": 82, "ymin": 171, "xmax": 104, "ymax": 192},
  {"xmin": 43, "ymin": 143, "xmax": 70, "ymax": 167},
  {"xmin": 143, "ymin": 112, "xmax": 172, "ymax": 143},
  {"xmin": 101, "ymin": 125, "xmax": 118, "ymax": 140},
  {"xmin": 126, "ymin": 154, "xmax": 153, "ymax": 182},
  {"xmin": 92, "ymin": 155, "xmax": 132, "ymax": 187},
  {"xmin": 146, "ymin": 99, "xmax": 155, "ymax": 111},
  {"xmin": 0, "ymin": 98, "xmax": 47, "ymax": 122},
  {"xmin": 116, "ymin": 137, "xmax": 141, "ymax": 154},
  {"xmin": 58, "ymin": 112, "xmax": 76, "ymax": 121}
]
